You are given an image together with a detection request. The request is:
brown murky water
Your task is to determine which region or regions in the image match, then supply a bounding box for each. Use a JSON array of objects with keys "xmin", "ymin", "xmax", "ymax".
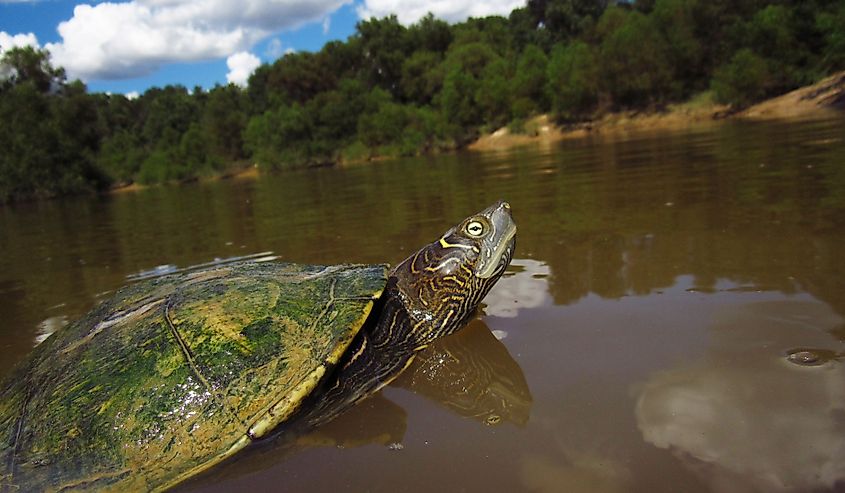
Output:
[{"xmin": 2, "ymin": 116, "xmax": 845, "ymax": 492}]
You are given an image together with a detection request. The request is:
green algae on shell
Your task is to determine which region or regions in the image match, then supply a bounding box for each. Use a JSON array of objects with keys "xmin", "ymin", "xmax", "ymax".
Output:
[{"xmin": 0, "ymin": 262, "xmax": 386, "ymax": 492}]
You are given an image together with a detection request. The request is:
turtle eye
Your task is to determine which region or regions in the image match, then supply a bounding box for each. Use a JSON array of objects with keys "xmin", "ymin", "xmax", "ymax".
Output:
[{"xmin": 465, "ymin": 220, "xmax": 486, "ymax": 237}]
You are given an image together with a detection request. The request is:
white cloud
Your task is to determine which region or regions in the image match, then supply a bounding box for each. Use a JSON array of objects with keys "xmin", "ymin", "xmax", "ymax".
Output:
[
  {"xmin": 265, "ymin": 38, "xmax": 284, "ymax": 59},
  {"xmin": 357, "ymin": 0, "xmax": 525, "ymax": 25},
  {"xmin": 0, "ymin": 31, "xmax": 39, "ymax": 54},
  {"xmin": 225, "ymin": 51, "xmax": 260, "ymax": 87},
  {"xmin": 322, "ymin": 16, "xmax": 331, "ymax": 35},
  {"xmin": 43, "ymin": 0, "xmax": 350, "ymax": 81},
  {"xmin": 125, "ymin": 91, "xmax": 140, "ymax": 99}
]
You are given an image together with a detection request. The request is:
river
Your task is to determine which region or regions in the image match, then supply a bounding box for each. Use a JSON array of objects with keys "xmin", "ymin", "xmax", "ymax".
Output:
[{"xmin": 2, "ymin": 115, "xmax": 845, "ymax": 492}]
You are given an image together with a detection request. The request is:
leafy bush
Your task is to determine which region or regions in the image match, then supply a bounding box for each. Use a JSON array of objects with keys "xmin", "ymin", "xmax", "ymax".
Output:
[
  {"xmin": 546, "ymin": 41, "xmax": 599, "ymax": 119},
  {"xmin": 711, "ymin": 48, "xmax": 770, "ymax": 107}
]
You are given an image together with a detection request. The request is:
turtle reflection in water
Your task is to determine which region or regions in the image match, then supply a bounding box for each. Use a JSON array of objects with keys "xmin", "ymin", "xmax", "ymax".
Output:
[
  {"xmin": 0, "ymin": 201, "xmax": 516, "ymax": 492},
  {"xmin": 394, "ymin": 318, "xmax": 532, "ymax": 427}
]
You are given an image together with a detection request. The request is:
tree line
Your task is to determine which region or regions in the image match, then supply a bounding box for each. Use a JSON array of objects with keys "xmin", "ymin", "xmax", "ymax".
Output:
[{"xmin": 1, "ymin": 0, "xmax": 844, "ymax": 203}]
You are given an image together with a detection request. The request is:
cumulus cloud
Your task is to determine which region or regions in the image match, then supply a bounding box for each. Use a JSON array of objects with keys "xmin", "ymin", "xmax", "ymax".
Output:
[
  {"xmin": 0, "ymin": 31, "xmax": 39, "ymax": 54},
  {"xmin": 357, "ymin": 0, "xmax": 525, "ymax": 25},
  {"xmin": 225, "ymin": 51, "xmax": 260, "ymax": 87},
  {"xmin": 43, "ymin": 0, "xmax": 350, "ymax": 81}
]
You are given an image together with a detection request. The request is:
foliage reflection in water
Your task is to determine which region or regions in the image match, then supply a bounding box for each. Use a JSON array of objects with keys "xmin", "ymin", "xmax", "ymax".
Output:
[{"xmin": 1, "ymin": 116, "xmax": 844, "ymax": 491}]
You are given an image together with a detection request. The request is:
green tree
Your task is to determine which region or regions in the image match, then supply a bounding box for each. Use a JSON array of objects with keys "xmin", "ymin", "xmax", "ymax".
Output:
[
  {"xmin": 0, "ymin": 46, "xmax": 65, "ymax": 93},
  {"xmin": 139, "ymin": 86, "xmax": 199, "ymax": 150},
  {"xmin": 817, "ymin": 3, "xmax": 845, "ymax": 70},
  {"xmin": 0, "ymin": 83, "xmax": 62, "ymax": 200},
  {"xmin": 546, "ymin": 41, "xmax": 599, "ymax": 119},
  {"xmin": 244, "ymin": 104, "xmax": 314, "ymax": 169},
  {"xmin": 597, "ymin": 7, "xmax": 673, "ymax": 106},
  {"xmin": 95, "ymin": 93, "xmax": 140, "ymax": 134},
  {"xmin": 177, "ymin": 122, "xmax": 220, "ymax": 177},
  {"xmin": 356, "ymin": 15, "xmax": 411, "ymax": 96},
  {"xmin": 511, "ymin": 44, "xmax": 549, "ymax": 116},
  {"xmin": 0, "ymin": 48, "xmax": 104, "ymax": 201},
  {"xmin": 358, "ymin": 101, "xmax": 444, "ymax": 157},
  {"xmin": 202, "ymin": 84, "xmax": 248, "ymax": 162},
  {"xmin": 510, "ymin": 0, "xmax": 608, "ymax": 49},
  {"xmin": 305, "ymin": 79, "xmax": 371, "ymax": 161},
  {"xmin": 439, "ymin": 69, "xmax": 479, "ymax": 138},
  {"xmin": 652, "ymin": 0, "xmax": 705, "ymax": 94},
  {"xmin": 477, "ymin": 58, "xmax": 513, "ymax": 125},
  {"xmin": 137, "ymin": 149, "xmax": 173, "ymax": 184},
  {"xmin": 406, "ymin": 14, "xmax": 453, "ymax": 54},
  {"xmin": 711, "ymin": 48, "xmax": 770, "ymax": 107},
  {"xmin": 249, "ymin": 50, "xmax": 338, "ymax": 110},
  {"xmin": 534, "ymin": 0, "xmax": 608, "ymax": 40},
  {"xmin": 357, "ymin": 101, "xmax": 411, "ymax": 149},
  {"xmin": 746, "ymin": 5, "xmax": 813, "ymax": 91},
  {"xmin": 451, "ymin": 16, "xmax": 513, "ymax": 55},
  {"xmin": 97, "ymin": 130, "xmax": 144, "ymax": 183},
  {"xmin": 400, "ymin": 51, "xmax": 445, "ymax": 105},
  {"xmin": 437, "ymin": 42, "xmax": 502, "ymax": 138}
]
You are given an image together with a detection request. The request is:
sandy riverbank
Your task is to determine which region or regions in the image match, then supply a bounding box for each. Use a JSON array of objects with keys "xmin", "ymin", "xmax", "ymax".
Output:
[
  {"xmin": 108, "ymin": 163, "xmax": 260, "ymax": 195},
  {"xmin": 469, "ymin": 71, "xmax": 845, "ymax": 152}
]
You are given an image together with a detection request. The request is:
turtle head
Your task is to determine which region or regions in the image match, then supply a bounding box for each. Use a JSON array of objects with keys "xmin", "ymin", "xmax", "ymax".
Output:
[
  {"xmin": 301, "ymin": 202, "xmax": 515, "ymax": 427},
  {"xmin": 391, "ymin": 200, "xmax": 516, "ymax": 344}
]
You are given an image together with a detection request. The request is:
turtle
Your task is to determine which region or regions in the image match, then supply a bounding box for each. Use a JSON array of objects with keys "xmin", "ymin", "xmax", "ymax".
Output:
[{"xmin": 0, "ymin": 200, "xmax": 516, "ymax": 492}]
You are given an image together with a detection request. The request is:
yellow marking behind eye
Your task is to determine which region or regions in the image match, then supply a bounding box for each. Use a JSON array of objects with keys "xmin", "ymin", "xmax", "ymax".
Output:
[{"xmin": 440, "ymin": 237, "xmax": 473, "ymax": 250}]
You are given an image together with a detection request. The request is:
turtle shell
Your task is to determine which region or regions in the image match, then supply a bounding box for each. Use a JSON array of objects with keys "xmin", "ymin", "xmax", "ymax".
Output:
[{"xmin": 0, "ymin": 261, "xmax": 387, "ymax": 492}]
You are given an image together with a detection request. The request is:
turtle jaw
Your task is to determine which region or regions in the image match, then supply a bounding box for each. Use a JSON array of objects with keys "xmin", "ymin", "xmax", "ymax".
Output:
[
  {"xmin": 488, "ymin": 235, "xmax": 516, "ymax": 280},
  {"xmin": 474, "ymin": 201, "xmax": 517, "ymax": 279}
]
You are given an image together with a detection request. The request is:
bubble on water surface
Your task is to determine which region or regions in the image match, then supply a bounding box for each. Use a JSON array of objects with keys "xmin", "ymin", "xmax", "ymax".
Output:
[{"xmin": 785, "ymin": 348, "xmax": 838, "ymax": 367}]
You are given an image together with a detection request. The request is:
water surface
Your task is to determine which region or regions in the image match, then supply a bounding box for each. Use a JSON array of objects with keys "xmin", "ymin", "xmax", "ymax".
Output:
[{"xmin": 2, "ymin": 116, "xmax": 845, "ymax": 492}]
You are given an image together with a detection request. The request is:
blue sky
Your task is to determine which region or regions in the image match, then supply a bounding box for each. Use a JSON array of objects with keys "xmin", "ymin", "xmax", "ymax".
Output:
[{"xmin": 0, "ymin": 0, "xmax": 524, "ymax": 95}]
